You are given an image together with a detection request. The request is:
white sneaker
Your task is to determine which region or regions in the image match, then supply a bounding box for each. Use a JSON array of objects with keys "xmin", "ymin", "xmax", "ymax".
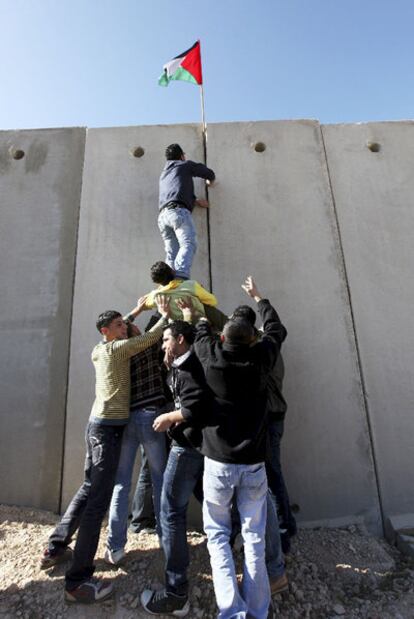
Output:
[{"xmin": 104, "ymin": 547, "xmax": 125, "ymax": 565}]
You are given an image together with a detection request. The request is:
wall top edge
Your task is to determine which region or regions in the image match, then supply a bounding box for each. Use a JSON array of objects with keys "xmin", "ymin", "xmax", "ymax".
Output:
[
  {"xmin": 1, "ymin": 118, "xmax": 414, "ymax": 134},
  {"xmin": 0, "ymin": 126, "xmax": 86, "ymax": 135},
  {"xmin": 322, "ymin": 118, "xmax": 414, "ymax": 128}
]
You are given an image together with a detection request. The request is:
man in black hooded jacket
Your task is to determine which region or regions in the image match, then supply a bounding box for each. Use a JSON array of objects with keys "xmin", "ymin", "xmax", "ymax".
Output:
[{"xmin": 193, "ymin": 276, "xmax": 287, "ymax": 619}]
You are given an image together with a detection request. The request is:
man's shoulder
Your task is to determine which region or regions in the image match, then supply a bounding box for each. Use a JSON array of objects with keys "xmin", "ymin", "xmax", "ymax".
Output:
[
  {"xmin": 92, "ymin": 340, "xmax": 112, "ymax": 359},
  {"xmin": 179, "ymin": 352, "xmax": 206, "ymax": 381},
  {"xmin": 177, "ymin": 279, "xmax": 197, "ymax": 291}
]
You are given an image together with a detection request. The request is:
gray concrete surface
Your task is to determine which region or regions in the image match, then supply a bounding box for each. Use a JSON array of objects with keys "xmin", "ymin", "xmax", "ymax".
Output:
[
  {"xmin": 322, "ymin": 122, "xmax": 414, "ymax": 521},
  {"xmin": 0, "ymin": 128, "xmax": 85, "ymax": 511},
  {"xmin": 207, "ymin": 120, "xmax": 382, "ymax": 532},
  {"xmin": 62, "ymin": 124, "xmax": 209, "ymax": 512}
]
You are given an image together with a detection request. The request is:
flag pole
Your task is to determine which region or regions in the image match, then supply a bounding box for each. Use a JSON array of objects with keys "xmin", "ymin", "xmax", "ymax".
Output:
[
  {"xmin": 199, "ymin": 81, "xmax": 212, "ymax": 290},
  {"xmin": 200, "ymin": 83, "xmax": 207, "ymax": 138}
]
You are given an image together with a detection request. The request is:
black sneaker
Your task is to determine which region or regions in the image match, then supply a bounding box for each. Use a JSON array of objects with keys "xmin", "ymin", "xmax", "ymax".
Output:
[
  {"xmin": 65, "ymin": 578, "xmax": 114, "ymax": 604},
  {"xmin": 140, "ymin": 588, "xmax": 189, "ymax": 616},
  {"xmin": 40, "ymin": 546, "xmax": 73, "ymax": 570}
]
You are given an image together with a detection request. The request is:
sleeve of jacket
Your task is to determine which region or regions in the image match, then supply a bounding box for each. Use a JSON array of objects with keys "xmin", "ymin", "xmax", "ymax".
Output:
[
  {"xmin": 178, "ymin": 365, "xmax": 209, "ymax": 425},
  {"xmin": 256, "ymin": 299, "xmax": 287, "ymax": 370},
  {"xmin": 193, "ymin": 319, "xmax": 215, "ymax": 367},
  {"xmin": 193, "ymin": 281, "xmax": 218, "ymax": 306},
  {"xmin": 112, "ymin": 317, "xmax": 167, "ymax": 359},
  {"xmin": 189, "ymin": 161, "xmax": 216, "ymax": 181}
]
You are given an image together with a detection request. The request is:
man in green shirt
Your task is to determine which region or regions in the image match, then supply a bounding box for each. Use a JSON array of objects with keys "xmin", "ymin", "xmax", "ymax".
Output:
[{"xmin": 40, "ymin": 295, "xmax": 170, "ymax": 604}]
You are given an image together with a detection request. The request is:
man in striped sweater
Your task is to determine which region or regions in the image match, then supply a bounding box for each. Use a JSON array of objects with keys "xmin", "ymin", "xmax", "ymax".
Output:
[{"xmin": 40, "ymin": 295, "xmax": 170, "ymax": 604}]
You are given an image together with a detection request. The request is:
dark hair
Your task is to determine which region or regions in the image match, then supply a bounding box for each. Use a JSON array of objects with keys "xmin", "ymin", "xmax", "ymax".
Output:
[
  {"xmin": 223, "ymin": 318, "xmax": 254, "ymax": 346},
  {"xmin": 150, "ymin": 261, "xmax": 175, "ymax": 285},
  {"xmin": 165, "ymin": 143, "xmax": 184, "ymax": 160},
  {"xmin": 232, "ymin": 304, "xmax": 256, "ymax": 327},
  {"xmin": 164, "ymin": 320, "xmax": 195, "ymax": 345},
  {"xmin": 96, "ymin": 310, "xmax": 122, "ymax": 333}
]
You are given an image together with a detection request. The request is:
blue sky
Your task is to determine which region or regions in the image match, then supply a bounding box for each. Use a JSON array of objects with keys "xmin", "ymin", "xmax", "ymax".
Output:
[{"xmin": 0, "ymin": 0, "xmax": 413, "ymax": 129}]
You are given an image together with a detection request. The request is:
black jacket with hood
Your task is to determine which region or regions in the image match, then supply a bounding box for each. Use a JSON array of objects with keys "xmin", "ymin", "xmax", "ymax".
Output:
[{"xmin": 194, "ymin": 299, "xmax": 287, "ymax": 464}]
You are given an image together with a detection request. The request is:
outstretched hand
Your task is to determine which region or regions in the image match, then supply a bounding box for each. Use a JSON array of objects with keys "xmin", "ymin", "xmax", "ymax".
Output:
[
  {"xmin": 136, "ymin": 295, "xmax": 148, "ymax": 314},
  {"xmin": 176, "ymin": 296, "xmax": 193, "ymax": 310},
  {"xmin": 155, "ymin": 294, "xmax": 171, "ymax": 318},
  {"xmin": 176, "ymin": 296, "xmax": 195, "ymax": 321},
  {"xmin": 241, "ymin": 276, "xmax": 262, "ymax": 302}
]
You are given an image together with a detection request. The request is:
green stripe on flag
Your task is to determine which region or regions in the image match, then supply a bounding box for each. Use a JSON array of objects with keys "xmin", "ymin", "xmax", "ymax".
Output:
[
  {"xmin": 158, "ymin": 66, "xmax": 198, "ymax": 87},
  {"xmin": 158, "ymin": 71, "xmax": 169, "ymax": 86}
]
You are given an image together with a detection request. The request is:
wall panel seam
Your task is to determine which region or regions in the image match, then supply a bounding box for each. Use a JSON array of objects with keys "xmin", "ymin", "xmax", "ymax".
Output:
[
  {"xmin": 320, "ymin": 124, "xmax": 385, "ymax": 533},
  {"xmin": 58, "ymin": 128, "xmax": 87, "ymax": 514}
]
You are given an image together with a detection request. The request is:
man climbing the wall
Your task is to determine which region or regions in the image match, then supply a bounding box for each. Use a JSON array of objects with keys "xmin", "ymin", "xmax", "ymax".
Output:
[{"xmin": 158, "ymin": 143, "xmax": 215, "ymax": 280}]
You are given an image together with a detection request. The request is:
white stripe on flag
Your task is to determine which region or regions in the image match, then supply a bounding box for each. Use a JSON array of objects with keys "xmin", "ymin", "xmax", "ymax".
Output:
[{"xmin": 163, "ymin": 57, "xmax": 183, "ymax": 78}]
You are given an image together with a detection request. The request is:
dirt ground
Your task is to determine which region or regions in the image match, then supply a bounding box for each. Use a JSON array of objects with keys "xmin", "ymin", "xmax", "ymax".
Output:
[{"xmin": 1, "ymin": 504, "xmax": 413, "ymax": 618}]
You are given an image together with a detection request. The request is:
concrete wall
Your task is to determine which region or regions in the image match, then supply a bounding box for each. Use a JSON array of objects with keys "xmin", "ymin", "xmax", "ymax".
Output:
[
  {"xmin": 207, "ymin": 121, "xmax": 381, "ymax": 531},
  {"xmin": 1, "ymin": 120, "xmax": 413, "ymax": 533},
  {"xmin": 0, "ymin": 128, "xmax": 85, "ymax": 511},
  {"xmin": 322, "ymin": 122, "xmax": 414, "ymax": 518}
]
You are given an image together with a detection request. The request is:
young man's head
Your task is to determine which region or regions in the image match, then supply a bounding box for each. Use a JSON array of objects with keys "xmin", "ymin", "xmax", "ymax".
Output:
[
  {"xmin": 165, "ymin": 143, "xmax": 185, "ymax": 161},
  {"xmin": 162, "ymin": 320, "xmax": 195, "ymax": 358},
  {"xmin": 232, "ymin": 304, "xmax": 256, "ymax": 327},
  {"xmin": 222, "ymin": 318, "xmax": 254, "ymax": 346},
  {"xmin": 96, "ymin": 310, "xmax": 127, "ymax": 341},
  {"xmin": 150, "ymin": 261, "xmax": 176, "ymax": 285}
]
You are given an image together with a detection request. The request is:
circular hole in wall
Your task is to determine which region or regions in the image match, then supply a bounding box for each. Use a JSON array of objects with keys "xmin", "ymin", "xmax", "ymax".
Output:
[
  {"xmin": 253, "ymin": 141, "xmax": 266, "ymax": 153},
  {"xmin": 10, "ymin": 148, "xmax": 25, "ymax": 160},
  {"xmin": 366, "ymin": 141, "xmax": 381, "ymax": 153},
  {"xmin": 132, "ymin": 146, "xmax": 145, "ymax": 158},
  {"xmin": 290, "ymin": 503, "xmax": 300, "ymax": 514}
]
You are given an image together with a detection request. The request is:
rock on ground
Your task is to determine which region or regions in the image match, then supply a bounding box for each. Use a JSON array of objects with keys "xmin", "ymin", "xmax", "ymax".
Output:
[{"xmin": 0, "ymin": 505, "xmax": 414, "ymax": 618}]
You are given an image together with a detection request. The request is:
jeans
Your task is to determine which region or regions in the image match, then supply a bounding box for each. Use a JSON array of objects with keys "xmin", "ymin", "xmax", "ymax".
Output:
[
  {"xmin": 266, "ymin": 420, "xmax": 297, "ymax": 537},
  {"xmin": 265, "ymin": 491, "xmax": 285, "ymax": 578},
  {"xmin": 231, "ymin": 488, "xmax": 284, "ymax": 580},
  {"xmin": 107, "ymin": 406, "xmax": 167, "ymax": 551},
  {"xmin": 158, "ymin": 206, "xmax": 197, "ymax": 280},
  {"xmin": 48, "ymin": 421, "xmax": 124, "ymax": 588},
  {"xmin": 203, "ymin": 458, "xmax": 270, "ymax": 619},
  {"xmin": 129, "ymin": 445, "xmax": 156, "ymax": 532},
  {"xmin": 160, "ymin": 445, "xmax": 204, "ymax": 596}
]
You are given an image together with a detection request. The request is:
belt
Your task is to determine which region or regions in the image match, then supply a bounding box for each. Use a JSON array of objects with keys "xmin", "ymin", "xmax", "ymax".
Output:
[{"xmin": 161, "ymin": 201, "xmax": 189, "ymax": 211}]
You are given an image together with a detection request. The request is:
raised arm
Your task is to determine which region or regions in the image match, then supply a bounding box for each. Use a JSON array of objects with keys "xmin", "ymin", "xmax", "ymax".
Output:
[
  {"xmin": 114, "ymin": 295, "xmax": 170, "ymax": 359},
  {"xmin": 189, "ymin": 161, "xmax": 215, "ymax": 181},
  {"xmin": 241, "ymin": 276, "xmax": 287, "ymax": 367},
  {"xmin": 176, "ymin": 296, "xmax": 199, "ymax": 323},
  {"xmin": 124, "ymin": 295, "xmax": 149, "ymax": 323}
]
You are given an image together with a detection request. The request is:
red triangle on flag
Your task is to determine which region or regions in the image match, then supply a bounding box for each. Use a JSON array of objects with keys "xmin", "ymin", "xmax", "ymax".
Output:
[{"xmin": 181, "ymin": 41, "xmax": 203, "ymax": 85}]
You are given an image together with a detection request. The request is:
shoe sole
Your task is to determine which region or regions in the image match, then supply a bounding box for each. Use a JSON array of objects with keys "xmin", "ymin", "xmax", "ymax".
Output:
[
  {"xmin": 104, "ymin": 556, "xmax": 125, "ymax": 567},
  {"xmin": 65, "ymin": 589, "xmax": 114, "ymax": 604},
  {"xmin": 142, "ymin": 600, "xmax": 190, "ymax": 617},
  {"xmin": 104, "ymin": 550, "xmax": 125, "ymax": 566}
]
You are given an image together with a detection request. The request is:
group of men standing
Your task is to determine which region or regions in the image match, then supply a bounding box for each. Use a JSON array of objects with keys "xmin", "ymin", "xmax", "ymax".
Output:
[{"xmin": 40, "ymin": 144, "xmax": 295, "ymax": 619}]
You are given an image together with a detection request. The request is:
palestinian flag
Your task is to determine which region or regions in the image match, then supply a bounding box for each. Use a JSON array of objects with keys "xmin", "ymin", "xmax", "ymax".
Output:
[{"xmin": 158, "ymin": 41, "xmax": 203, "ymax": 87}]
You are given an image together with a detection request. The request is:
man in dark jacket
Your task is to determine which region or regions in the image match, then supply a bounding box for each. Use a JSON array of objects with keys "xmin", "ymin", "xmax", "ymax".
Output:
[
  {"xmin": 140, "ymin": 320, "xmax": 209, "ymax": 617},
  {"xmin": 232, "ymin": 305, "xmax": 297, "ymax": 555},
  {"xmin": 158, "ymin": 143, "xmax": 215, "ymax": 280},
  {"xmin": 194, "ymin": 277, "xmax": 287, "ymax": 619}
]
